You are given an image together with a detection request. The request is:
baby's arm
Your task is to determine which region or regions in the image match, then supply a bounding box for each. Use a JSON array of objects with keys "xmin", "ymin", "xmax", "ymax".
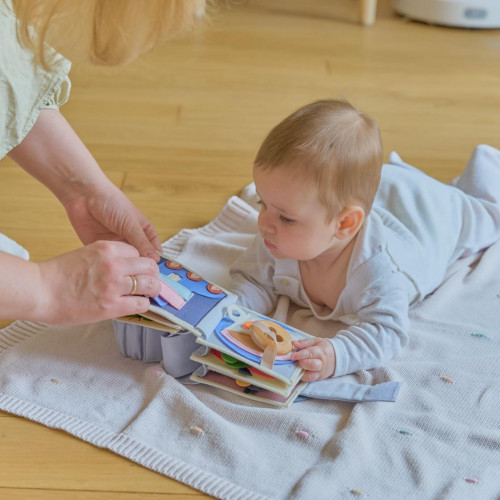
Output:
[
  {"xmin": 291, "ymin": 268, "xmax": 411, "ymax": 381},
  {"xmin": 330, "ymin": 270, "xmax": 411, "ymax": 377},
  {"xmin": 290, "ymin": 337, "xmax": 336, "ymax": 382},
  {"xmin": 229, "ymin": 236, "xmax": 279, "ymax": 314}
]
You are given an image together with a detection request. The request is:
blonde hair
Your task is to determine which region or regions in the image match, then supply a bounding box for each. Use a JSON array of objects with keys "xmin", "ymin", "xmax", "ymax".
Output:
[
  {"xmin": 254, "ymin": 99, "xmax": 383, "ymax": 221},
  {"xmin": 8, "ymin": 0, "xmax": 208, "ymax": 69}
]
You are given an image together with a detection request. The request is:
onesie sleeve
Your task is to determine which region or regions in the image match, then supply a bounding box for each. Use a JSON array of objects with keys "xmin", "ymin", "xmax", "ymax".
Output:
[
  {"xmin": 330, "ymin": 262, "xmax": 411, "ymax": 377},
  {"xmin": 0, "ymin": 1, "xmax": 72, "ymax": 159},
  {"xmin": 229, "ymin": 235, "xmax": 279, "ymax": 315}
]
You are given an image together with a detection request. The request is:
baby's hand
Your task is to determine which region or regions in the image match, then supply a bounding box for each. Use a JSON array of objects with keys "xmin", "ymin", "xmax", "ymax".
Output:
[{"xmin": 290, "ymin": 338, "xmax": 336, "ymax": 382}]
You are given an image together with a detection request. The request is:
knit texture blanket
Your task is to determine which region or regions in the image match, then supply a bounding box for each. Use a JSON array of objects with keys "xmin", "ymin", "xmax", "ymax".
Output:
[{"xmin": 1, "ymin": 193, "xmax": 499, "ymax": 499}]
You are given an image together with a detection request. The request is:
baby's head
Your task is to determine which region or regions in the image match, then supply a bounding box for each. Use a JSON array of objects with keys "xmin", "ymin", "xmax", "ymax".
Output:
[
  {"xmin": 252, "ymin": 99, "xmax": 383, "ymax": 261},
  {"xmin": 254, "ymin": 99, "xmax": 383, "ymax": 222}
]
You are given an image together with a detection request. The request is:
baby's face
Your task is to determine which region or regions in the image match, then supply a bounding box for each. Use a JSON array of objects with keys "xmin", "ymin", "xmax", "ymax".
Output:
[{"xmin": 253, "ymin": 165, "xmax": 340, "ymax": 262}]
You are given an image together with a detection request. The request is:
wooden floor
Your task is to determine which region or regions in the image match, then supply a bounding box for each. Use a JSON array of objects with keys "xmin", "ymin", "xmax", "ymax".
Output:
[{"xmin": 1, "ymin": 0, "xmax": 499, "ymax": 497}]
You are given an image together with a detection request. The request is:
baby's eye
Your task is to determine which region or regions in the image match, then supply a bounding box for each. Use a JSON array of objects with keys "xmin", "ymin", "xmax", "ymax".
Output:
[
  {"xmin": 256, "ymin": 199, "xmax": 265, "ymax": 208},
  {"xmin": 280, "ymin": 215, "xmax": 295, "ymax": 225}
]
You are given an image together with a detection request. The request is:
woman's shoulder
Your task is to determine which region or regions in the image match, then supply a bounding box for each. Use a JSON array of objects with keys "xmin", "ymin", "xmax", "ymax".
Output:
[{"xmin": 0, "ymin": 2, "xmax": 71, "ymax": 158}]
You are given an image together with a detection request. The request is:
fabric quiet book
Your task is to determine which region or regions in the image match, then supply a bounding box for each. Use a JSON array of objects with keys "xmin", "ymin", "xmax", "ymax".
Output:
[{"xmin": 115, "ymin": 254, "xmax": 311, "ymax": 407}]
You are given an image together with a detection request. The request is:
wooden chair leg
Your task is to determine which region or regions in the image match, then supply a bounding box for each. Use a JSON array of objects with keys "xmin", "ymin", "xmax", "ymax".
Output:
[{"xmin": 360, "ymin": 0, "xmax": 377, "ymax": 26}]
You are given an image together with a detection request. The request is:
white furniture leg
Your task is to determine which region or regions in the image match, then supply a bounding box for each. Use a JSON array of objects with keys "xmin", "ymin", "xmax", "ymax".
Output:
[{"xmin": 360, "ymin": 0, "xmax": 377, "ymax": 26}]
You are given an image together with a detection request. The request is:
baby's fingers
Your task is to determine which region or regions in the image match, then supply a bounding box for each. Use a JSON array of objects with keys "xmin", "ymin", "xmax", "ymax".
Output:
[
  {"xmin": 291, "ymin": 344, "xmax": 320, "ymax": 362},
  {"xmin": 291, "ymin": 347, "xmax": 310, "ymax": 361},
  {"xmin": 291, "ymin": 347, "xmax": 322, "ymax": 371},
  {"xmin": 293, "ymin": 338, "xmax": 320, "ymax": 349},
  {"xmin": 301, "ymin": 371, "xmax": 322, "ymax": 383},
  {"xmin": 291, "ymin": 339, "xmax": 336, "ymax": 381},
  {"xmin": 296, "ymin": 357, "xmax": 322, "ymax": 372}
]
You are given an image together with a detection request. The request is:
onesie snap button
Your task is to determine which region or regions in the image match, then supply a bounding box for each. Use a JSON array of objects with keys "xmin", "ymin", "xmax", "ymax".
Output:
[
  {"xmin": 339, "ymin": 313, "xmax": 360, "ymax": 326},
  {"xmin": 280, "ymin": 279, "xmax": 290, "ymax": 286}
]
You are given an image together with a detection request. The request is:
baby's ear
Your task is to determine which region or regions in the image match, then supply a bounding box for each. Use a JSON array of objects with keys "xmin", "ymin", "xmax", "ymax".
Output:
[{"xmin": 336, "ymin": 206, "xmax": 365, "ymax": 239}]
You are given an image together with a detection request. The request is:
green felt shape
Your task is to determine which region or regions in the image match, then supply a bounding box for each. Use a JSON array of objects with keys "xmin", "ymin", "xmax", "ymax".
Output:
[{"xmin": 221, "ymin": 353, "xmax": 248, "ymax": 369}]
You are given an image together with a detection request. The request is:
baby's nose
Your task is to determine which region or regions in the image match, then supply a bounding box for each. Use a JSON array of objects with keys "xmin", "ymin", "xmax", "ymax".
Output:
[{"xmin": 258, "ymin": 212, "xmax": 275, "ymax": 233}]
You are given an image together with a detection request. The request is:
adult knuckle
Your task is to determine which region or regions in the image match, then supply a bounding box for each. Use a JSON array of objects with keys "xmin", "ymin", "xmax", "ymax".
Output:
[
  {"xmin": 136, "ymin": 297, "xmax": 150, "ymax": 313},
  {"xmin": 102, "ymin": 258, "xmax": 120, "ymax": 276},
  {"xmin": 146, "ymin": 259, "xmax": 159, "ymax": 275},
  {"xmin": 100, "ymin": 281, "xmax": 114, "ymax": 296},
  {"xmin": 94, "ymin": 240, "xmax": 114, "ymax": 254},
  {"xmin": 96, "ymin": 298, "xmax": 113, "ymax": 314},
  {"xmin": 145, "ymin": 276, "xmax": 160, "ymax": 294}
]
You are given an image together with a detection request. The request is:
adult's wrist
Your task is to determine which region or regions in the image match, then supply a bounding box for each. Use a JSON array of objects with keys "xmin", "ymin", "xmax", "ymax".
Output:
[{"xmin": 8, "ymin": 109, "xmax": 108, "ymax": 206}]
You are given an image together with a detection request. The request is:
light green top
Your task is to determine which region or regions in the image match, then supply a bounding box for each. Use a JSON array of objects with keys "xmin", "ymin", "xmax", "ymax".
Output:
[{"xmin": 0, "ymin": 0, "xmax": 72, "ymax": 159}]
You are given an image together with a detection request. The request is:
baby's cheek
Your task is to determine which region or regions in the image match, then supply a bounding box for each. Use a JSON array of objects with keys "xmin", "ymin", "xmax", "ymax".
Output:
[
  {"xmin": 301, "ymin": 236, "xmax": 329, "ymax": 261},
  {"xmin": 287, "ymin": 240, "xmax": 319, "ymax": 261}
]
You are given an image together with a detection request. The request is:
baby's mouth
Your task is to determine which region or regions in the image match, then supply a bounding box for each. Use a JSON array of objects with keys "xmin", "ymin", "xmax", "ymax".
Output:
[{"xmin": 264, "ymin": 239, "xmax": 277, "ymax": 250}]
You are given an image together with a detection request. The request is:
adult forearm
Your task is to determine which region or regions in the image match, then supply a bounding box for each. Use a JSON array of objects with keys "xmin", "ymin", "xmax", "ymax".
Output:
[
  {"xmin": 8, "ymin": 109, "xmax": 108, "ymax": 205},
  {"xmin": 8, "ymin": 108, "xmax": 162, "ymax": 259},
  {"xmin": 0, "ymin": 252, "xmax": 45, "ymax": 322}
]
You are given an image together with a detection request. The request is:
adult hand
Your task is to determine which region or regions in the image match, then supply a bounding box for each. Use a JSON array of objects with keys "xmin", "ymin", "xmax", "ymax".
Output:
[
  {"xmin": 8, "ymin": 109, "xmax": 162, "ymax": 261},
  {"xmin": 35, "ymin": 240, "xmax": 161, "ymax": 325},
  {"xmin": 63, "ymin": 179, "xmax": 162, "ymax": 262}
]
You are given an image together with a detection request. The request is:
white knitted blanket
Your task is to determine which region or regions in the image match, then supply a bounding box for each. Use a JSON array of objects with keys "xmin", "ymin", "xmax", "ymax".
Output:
[{"xmin": 0, "ymin": 193, "xmax": 499, "ymax": 500}]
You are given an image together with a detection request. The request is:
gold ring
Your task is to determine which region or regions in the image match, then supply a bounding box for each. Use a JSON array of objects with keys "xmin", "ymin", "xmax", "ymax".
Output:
[{"xmin": 129, "ymin": 275, "xmax": 138, "ymax": 295}]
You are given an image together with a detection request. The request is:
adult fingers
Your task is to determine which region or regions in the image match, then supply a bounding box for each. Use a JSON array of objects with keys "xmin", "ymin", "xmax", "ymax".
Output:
[
  {"xmin": 124, "ymin": 218, "xmax": 162, "ymax": 262},
  {"xmin": 121, "ymin": 254, "xmax": 161, "ymax": 297},
  {"xmin": 123, "ymin": 273, "xmax": 161, "ymax": 298},
  {"xmin": 91, "ymin": 239, "xmax": 141, "ymax": 259},
  {"xmin": 142, "ymin": 219, "xmax": 162, "ymax": 256},
  {"xmin": 115, "ymin": 295, "xmax": 152, "ymax": 318},
  {"xmin": 121, "ymin": 255, "xmax": 159, "ymax": 278},
  {"xmin": 86, "ymin": 241, "xmax": 161, "ymax": 296}
]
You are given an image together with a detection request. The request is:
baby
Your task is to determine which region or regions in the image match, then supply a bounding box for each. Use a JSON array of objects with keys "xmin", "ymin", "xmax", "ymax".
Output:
[{"xmin": 229, "ymin": 99, "xmax": 500, "ymax": 382}]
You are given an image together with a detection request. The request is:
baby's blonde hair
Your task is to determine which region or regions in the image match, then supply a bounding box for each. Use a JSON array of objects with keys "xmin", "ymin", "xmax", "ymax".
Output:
[
  {"xmin": 8, "ymin": 0, "xmax": 208, "ymax": 69},
  {"xmin": 254, "ymin": 99, "xmax": 383, "ymax": 221}
]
